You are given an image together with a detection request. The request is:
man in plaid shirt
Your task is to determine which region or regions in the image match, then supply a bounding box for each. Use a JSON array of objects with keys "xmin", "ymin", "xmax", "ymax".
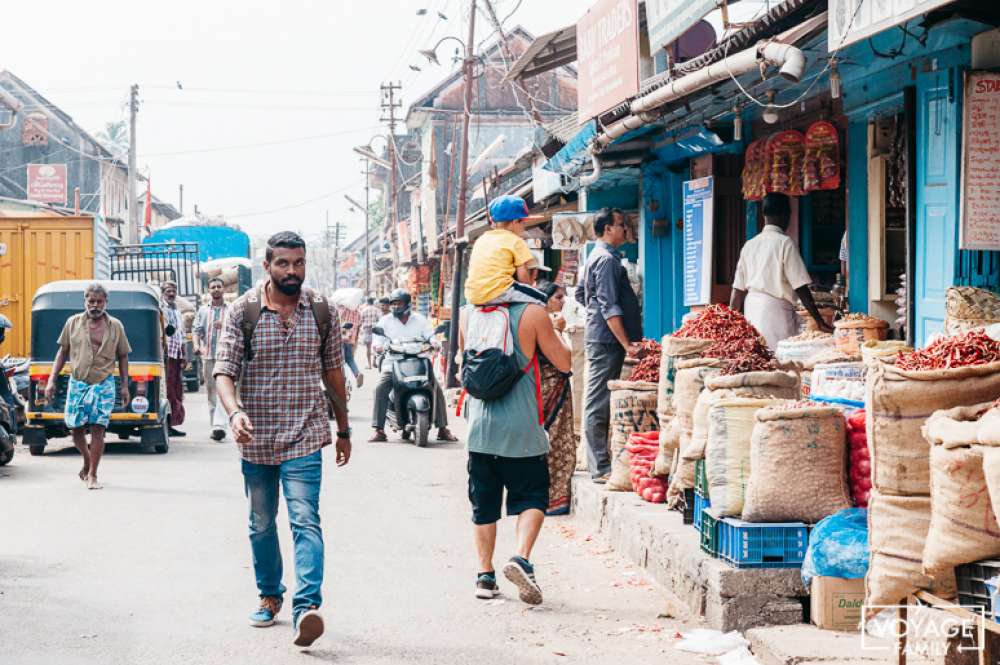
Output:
[
  {"xmin": 161, "ymin": 281, "xmax": 187, "ymax": 437},
  {"xmin": 215, "ymin": 231, "xmax": 351, "ymax": 648}
]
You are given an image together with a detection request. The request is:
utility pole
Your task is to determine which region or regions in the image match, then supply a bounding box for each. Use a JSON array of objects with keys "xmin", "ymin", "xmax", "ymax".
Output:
[
  {"xmin": 178, "ymin": 184, "xmax": 184, "ymax": 215},
  {"xmin": 324, "ymin": 213, "xmax": 345, "ymax": 292},
  {"xmin": 380, "ymin": 81, "xmax": 402, "ymax": 277},
  {"xmin": 362, "ymin": 158, "xmax": 371, "ymax": 295},
  {"xmin": 127, "ymin": 84, "xmax": 139, "ymax": 243},
  {"xmin": 445, "ymin": 0, "xmax": 477, "ymax": 389}
]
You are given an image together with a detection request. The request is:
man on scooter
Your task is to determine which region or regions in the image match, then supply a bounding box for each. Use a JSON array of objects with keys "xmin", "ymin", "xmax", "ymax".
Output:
[{"xmin": 369, "ymin": 289, "xmax": 457, "ymax": 443}]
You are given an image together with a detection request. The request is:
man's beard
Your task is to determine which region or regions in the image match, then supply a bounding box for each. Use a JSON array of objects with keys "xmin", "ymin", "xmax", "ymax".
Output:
[
  {"xmin": 274, "ymin": 276, "xmax": 302, "ymax": 296},
  {"xmin": 86, "ymin": 307, "xmax": 105, "ymax": 319}
]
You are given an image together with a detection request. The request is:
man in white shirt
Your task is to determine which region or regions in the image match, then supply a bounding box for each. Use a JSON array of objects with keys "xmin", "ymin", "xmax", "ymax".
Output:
[
  {"xmin": 369, "ymin": 288, "xmax": 457, "ymax": 443},
  {"xmin": 730, "ymin": 193, "xmax": 833, "ymax": 348}
]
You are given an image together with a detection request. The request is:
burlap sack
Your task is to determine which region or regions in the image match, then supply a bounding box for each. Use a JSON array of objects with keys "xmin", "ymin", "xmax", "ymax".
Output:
[
  {"xmin": 705, "ymin": 397, "xmax": 786, "ymax": 516},
  {"xmin": 607, "ymin": 381, "xmax": 658, "ymax": 492},
  {"xmin": 865, "ymin": 358, "xmax": 1000, "ymax": 496},
  {"xmin": 866, "ymin": 491, "xmax": 957, "ymax": 608},
  {"xmin": 741, "ymin": 405, "xmax": 851, "ymax": 523},
  {"xmin": 655, "ymin": 336, "xmax": 711, "ymax": 477},
  {"xmin": 665, "ymin": 360, "xmax": 724, "ymax": 504},
  {"xmin": 945, "ymin": 286, "xmax": 1000, "ymax": 335},
  {"xmin": 860, "ymin": 340, "xmax": 911, "ymax": 365},
  {"xmin": 686, "ymin": 371, "xmax": 799, "ymax": 462},
  {"xmin": 978, "ymin": 405, "xmax": 1000, "ymax": 445}
]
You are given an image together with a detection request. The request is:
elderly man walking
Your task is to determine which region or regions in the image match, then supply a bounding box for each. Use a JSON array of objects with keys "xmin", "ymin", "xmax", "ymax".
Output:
[
  {"xmin": 161, "ymin": 281, "xmax": 187, "ymax": 437},
  {"xmin": 215, "ymin": 231, "xmax": 352, "ymax": 648},
  {"xmin": 45, "ymin": 283, "xmax": 131, "ymax": 490}
]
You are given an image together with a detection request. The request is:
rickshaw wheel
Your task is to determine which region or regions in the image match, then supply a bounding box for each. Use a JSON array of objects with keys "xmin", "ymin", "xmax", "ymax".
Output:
[{"xmin": 153, "ymin": 420, "xmax": 169, "ymax": 454}]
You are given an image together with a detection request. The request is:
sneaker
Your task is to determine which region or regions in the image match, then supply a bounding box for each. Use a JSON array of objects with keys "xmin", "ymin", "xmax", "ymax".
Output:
[
  {"xmin": 249, "ymin": 596, "xmax": 282, "ymax": 627},
  {"xmin": 293, "ymin": 606, "xmax": 324, "ymax": 647},
  {"xmin": 475, "ymin": 573, "xmax": 500, "ymax": 599},
  {"xmin": 210, "ymin": 428, "xmax": 225, "ymax": 442},
  {"xmin": 592, "ymin": 473, "xmax": 610, "ymax": 485},
  {"xmin": 502, "ymin": 556, "xmax": 543, "ymax": 605}
]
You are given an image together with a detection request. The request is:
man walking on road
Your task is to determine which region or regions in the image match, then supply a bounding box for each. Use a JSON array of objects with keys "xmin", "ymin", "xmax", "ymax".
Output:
[
  {"xmin": 459, "ymin": 299, "xmax": 571, "ymax": 604},
  {"xmin": 215, "ymin": 231, "xmax": 352, "ymax": 649},
  {"xmin": 575, "ymin": 208, "xmax": 642, "ymax": 483},
  {"xmin": 193, "ymin": 277, "xmax": 229, "ymax": 441},
  {"xmin": 45, "ymin": 283, "xmax": 131, "ymax": 490},
  {"xmin": 160, "ymin": 281, "xmax": 187, "ymax": 437},
  {"xmin": 336, "ymin": 303, "xmax": 363, "ymax": 387},
  {"xmin": 359, "ymin": 296, "xmax": 381, "ymax": 369}
]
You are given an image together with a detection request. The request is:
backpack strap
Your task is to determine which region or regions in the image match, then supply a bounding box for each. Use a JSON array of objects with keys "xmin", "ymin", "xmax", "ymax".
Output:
[
  {"xmin": 307, "ymin": 289, "xmax": 332, "ymax": 359},
  {"xmin": 242, "ymin": 286, "xmax": 262, "ymax": 362}
]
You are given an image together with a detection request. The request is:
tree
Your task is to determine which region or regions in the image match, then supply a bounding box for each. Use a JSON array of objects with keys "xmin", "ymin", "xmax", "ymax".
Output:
[{"xmin": 96, "ymin": 120, "xmax": 128, "ymax": 158}]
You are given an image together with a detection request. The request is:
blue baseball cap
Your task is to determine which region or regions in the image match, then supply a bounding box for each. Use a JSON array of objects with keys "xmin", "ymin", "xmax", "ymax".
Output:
[{"xmin": 488, "ymin": 195, "xmax": 544, "ymax": 224}]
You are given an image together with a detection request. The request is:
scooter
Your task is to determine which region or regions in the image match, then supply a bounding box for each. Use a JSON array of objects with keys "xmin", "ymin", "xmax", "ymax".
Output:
[
  {"xmin": 371, "ymin": 325, "xmax": 441, "ymax": 448},
  {"xmin": 0, "ymin": 356, "xmax": 23, "ymax": 466}
]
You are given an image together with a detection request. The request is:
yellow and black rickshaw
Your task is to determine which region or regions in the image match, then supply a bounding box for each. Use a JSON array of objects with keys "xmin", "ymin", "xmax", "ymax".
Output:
[{"xmin": 23, "ymin": 280, "xmax": 171, "ymax": 455}]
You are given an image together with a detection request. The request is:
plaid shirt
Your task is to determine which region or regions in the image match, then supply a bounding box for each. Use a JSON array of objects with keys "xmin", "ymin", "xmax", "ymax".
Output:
[
  {"xmin": 360, "ymin": 304, "xmax": 381, "ymax": 332},
  {"xmin": 162, "ymin": 304, "xmax": 185, "ymax": 359},
  {"xmin": 214, "ymin": 283, "xmax": 343, "ymax": 465},
  {"xmin": 338, "ymin": 306, "xmax": 361, "ymax": 345},
  {"xmin": 193, "ymin": 303, "xmax": 228, "ymax": 360}
]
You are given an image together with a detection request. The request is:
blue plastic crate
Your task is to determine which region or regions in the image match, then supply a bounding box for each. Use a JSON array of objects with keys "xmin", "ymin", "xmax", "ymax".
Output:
[
  {"xmin": 717, "ymin": 517, "xmax": 809, "ymax": 569},
  {"xmin": 692, "ymin": 492, "xmax": 711, "ymax": 532}
]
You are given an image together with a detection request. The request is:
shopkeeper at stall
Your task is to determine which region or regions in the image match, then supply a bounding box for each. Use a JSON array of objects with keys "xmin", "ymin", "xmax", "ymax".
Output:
[{"xmin": 729, "ymin": 192, "xmax": 834, "ymax": 347}]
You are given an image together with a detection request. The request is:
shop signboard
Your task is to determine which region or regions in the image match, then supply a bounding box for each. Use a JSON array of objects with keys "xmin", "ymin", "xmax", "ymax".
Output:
[
  {"xmin": 645, "ymin": 0, "xmax": 717, "ymax": 53},
  {"xmin": 576, "ymin": 0, "xmax": 640, "ymax": 125},
  {"xmin": 683, "ymin": 176, "xmax": 714, "ymax": 307},
  {"xmin": 960, "ymin": 71, "xmax": 1000, "ymax": 251},
  {"xmin": 26, "ymin": 163, "xmax": 67, "ymax": 204},
  {"xmin": 827, "ymin": 0, "xmax": 953, "ymax": 52},
  {"xmin": 397, "ymin": 220, "xmax": 412, "ymax": 264}
]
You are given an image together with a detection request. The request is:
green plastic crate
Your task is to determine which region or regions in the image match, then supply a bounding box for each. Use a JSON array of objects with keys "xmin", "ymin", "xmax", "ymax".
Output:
[
  {"xmin": 700, "ymin": 508, "xmax": 720, "ymax": 557},
  {"xmin": 695, "ymin": 458, "xmax": 709, "ymax": 498}
]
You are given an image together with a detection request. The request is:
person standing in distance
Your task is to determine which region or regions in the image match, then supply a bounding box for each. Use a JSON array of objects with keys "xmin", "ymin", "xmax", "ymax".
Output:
[
  {"xmin": 359, "ymin": 296, "xmax": 381, "ymax": 369},
  {"xmin": 160, "ymin": 280, "xmax": 187, "ymax": 437},
  {"xmin": 214, "ymin": 231, "xmax": 352, "ymax": 648},
  {"xmin": 729, "ymin": 192, "xmax": 833, "ymax": 347},
  {"xmin": 193, "ymin": 277, "xmax": 229, "ymax": 441},
  {"xmin": 45, "ymin": 283, "xmax": 131, "ymax": 490},
  {"xmin": 575, "ymin": 208, "xmax": 642, "ymax": 483}
]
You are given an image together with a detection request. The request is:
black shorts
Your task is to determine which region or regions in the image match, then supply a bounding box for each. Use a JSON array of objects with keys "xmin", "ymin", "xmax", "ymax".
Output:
[{"xmin": 467, "ymin": 452, "xmax": 549, "ymax": 525}]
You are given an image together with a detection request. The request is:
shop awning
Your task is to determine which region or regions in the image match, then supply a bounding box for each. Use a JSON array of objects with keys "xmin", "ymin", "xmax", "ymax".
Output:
[{"xmin": 502, "ymin": 24, "xmax": 576, "ymax": 84}]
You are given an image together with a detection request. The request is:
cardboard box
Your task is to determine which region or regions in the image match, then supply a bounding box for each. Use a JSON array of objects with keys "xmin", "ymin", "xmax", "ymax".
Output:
[{"xmin": 811, "ymin": 576, "xmax": 865, "ymax": 632}]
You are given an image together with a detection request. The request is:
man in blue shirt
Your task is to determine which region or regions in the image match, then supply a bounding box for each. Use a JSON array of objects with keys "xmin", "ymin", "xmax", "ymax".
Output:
[{"xmin": 575, "ymin": 208, "xmax": 642, "ymax": 483}]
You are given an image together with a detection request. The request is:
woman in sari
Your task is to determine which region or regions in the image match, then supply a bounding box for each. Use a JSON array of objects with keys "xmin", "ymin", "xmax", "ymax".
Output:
[{"xmin": 536, "ymin": 280, "xmax": 576, "ymax": 516}]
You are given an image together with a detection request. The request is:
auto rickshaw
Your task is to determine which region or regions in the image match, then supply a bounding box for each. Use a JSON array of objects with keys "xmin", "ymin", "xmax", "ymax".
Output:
[{"xmin": 22, "ymin": 280, "xmax": 171, "ymax": 455}]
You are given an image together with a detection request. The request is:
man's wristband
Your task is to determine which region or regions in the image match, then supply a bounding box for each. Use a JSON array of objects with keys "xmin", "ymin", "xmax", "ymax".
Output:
[
  {"xmin": 336, "ymin": 427, "xmax": 352, "ymax": 439},
  {"xmin": 229, "ymin": 410, "xmax": 244, "ymax": 423}
]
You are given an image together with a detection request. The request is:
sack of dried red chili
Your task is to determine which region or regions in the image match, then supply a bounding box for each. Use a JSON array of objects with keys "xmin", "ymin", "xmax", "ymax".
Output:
[
  {"xmin": 865, "ymin": 352, "xmax": 1000, "ymax": 497},
  {"xmin": 606, "ymin": 380, "xmax": 659, "ymax": 492}
]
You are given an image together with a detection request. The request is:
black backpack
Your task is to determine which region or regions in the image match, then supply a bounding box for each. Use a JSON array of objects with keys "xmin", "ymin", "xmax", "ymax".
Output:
[{"xmin": 460, "ymin": 305, "xmax": 529, "ymax": 401}]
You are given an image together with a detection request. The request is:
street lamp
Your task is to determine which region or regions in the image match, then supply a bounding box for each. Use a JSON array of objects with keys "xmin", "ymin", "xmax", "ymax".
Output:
[{"xmin": 418, "ymin": 36, "xmax": 467, "ymax": 67}]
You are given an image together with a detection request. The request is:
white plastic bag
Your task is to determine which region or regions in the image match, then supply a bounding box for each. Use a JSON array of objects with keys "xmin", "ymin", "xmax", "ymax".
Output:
[{"xmin": 674, "ymin": 629, "xmax": 749, "ymax": 656}]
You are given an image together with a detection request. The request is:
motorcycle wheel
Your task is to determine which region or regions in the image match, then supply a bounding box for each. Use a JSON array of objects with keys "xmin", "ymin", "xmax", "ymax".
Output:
[{"xmin": 414, "ymin": 409, "xmax": 430, "ymax": 448}]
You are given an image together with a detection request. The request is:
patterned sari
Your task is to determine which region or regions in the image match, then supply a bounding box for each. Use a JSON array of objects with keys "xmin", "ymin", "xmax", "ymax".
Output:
[{"xmin": 541, "ymin": 361, "xmax": 575, "ymax": 515}]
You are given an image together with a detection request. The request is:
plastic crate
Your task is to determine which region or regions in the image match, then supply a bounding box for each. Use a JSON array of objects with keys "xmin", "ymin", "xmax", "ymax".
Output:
[
  {"xmin": 677, "ymin": 488, "xmax": 696, "ymax": 524},
  {"xmin": 693, "ymin": 492, "xmax": 711, "ymax": 532},
  {"xmin": 695, "ymin": 458, "xmax": 709, "ymax": 498},
  {"xmin": 717, "ymin": 517, "xmax": 809, "ymax": 569},
  {"xmin": 956, "ymin": 560, "xmax": 1000, "ymax": 619},
  {"xmin": 701, "ymin": 509, "xmax": 720, "ymax": 556}
]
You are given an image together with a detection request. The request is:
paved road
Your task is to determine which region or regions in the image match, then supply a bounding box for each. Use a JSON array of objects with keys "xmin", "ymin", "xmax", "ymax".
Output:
[{"xmin": 2, "ymin": 374, "xmax": 704, "ymax": 664}]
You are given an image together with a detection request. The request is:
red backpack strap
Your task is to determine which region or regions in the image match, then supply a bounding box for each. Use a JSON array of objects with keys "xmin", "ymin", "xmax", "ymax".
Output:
[
  {"xmin": 521, "ymin": 355, "xmax": 543, "ymax": 426},
  {"xmin": 455, "ymin": 388, "xmax": 468, "ymax": 418}
]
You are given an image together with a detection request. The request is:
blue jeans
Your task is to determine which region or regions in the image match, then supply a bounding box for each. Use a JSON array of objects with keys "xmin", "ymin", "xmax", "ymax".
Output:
[
  {"xmin": 582, "ymin": 342, "xmax": 626, "ymax": 478},
  {"xmin": 342, "ymin": 343, "xmax": 360, "ymax": 380},
  {"xmin": 241, "ymin": 450, "xmax": 323, "ymax": 623}
]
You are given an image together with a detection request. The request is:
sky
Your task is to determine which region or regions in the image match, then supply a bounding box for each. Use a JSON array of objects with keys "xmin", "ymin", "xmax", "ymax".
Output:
[{"xmin": 0, "ymin": 0, "xmax": 586, "ymax": 244}]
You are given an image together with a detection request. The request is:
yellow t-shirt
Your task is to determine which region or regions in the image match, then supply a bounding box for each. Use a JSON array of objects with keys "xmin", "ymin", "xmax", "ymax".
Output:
[{"xmin": 464, "ymin": 228, "xmax": 535, "ymax": 305}]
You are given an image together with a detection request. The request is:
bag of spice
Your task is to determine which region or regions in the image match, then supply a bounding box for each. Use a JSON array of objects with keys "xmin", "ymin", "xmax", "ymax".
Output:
[
  {"xmin": 921, "ymin": 403, "xmax": 1000, "ymax": 576},
  {"xmin": 664, "ymin": 360, "xmax": 724, "ymax": 506},
  {"xmin": 741, "ymin": 403, "xmax": 852, "ymax": 523},
  {"xmin": 866, "ymin": 336, "xmax": 1000, "ymax": 496},
  {"xmin": 654, "ymin": 336, "xmax": 712, "ymax": 477},
  {"xmin": 866, "ymin": 491, "xmax": 957, "ymax": 610},
  {"xmin": 606, "ymin": 380, "xmax": 659, "ymax": 492}
]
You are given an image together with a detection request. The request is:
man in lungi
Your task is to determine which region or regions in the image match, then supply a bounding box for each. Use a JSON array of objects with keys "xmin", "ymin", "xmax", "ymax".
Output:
[
  {"xmin": 45, "ymin": 283, "xmax": 131, "ymax": 490},
  {"xmin": 730, "ymin": 192, "xmax": 833, "ymax": 348}
]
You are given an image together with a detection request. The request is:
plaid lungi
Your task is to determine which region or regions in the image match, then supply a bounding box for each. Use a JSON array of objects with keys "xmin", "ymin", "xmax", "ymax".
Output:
[{"xmin": 64, "ymin": 375, "xmax": 117, "ymax": 429}]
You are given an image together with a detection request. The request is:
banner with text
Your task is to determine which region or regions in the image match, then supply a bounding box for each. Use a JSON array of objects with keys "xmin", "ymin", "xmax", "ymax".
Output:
[
  {"xmin": 828, "ymin": 0, "xmax": 953, "ymax": 51},
  {"xmin": 576, "ymin": 0, "xmax": 639, "ymax": 125},
  {"xmin": 960, "ymin": 71, "xmax": 1000, "ymax": 251},
  {"xmin": 645, "ymin": 0, "xmax": 717, "ymax": 53},
  {"xmin": 27, "ymin": 163, "xmax": 67, "ymax": 204},
  {"xmin": 683, "ymin": 176, "xmax": 714, "ymax": 307}
]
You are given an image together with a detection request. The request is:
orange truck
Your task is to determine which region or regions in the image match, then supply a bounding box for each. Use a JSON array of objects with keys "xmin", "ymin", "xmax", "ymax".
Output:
[{"xmin": 0, "ymin": 216, "xmax": 111, "ymax": 359}]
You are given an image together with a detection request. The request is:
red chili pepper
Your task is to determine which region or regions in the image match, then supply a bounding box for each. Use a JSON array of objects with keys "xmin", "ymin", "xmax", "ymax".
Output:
[{"xmin": 895, "ymin": 330, "xmax": 1000, "ymax": 371}]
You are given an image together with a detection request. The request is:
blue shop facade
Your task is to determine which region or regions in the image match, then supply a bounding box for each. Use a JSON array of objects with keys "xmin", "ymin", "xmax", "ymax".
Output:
[{"xmin": 540, "ymin": 3, "xmax": 1000, "ymax": 347}]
